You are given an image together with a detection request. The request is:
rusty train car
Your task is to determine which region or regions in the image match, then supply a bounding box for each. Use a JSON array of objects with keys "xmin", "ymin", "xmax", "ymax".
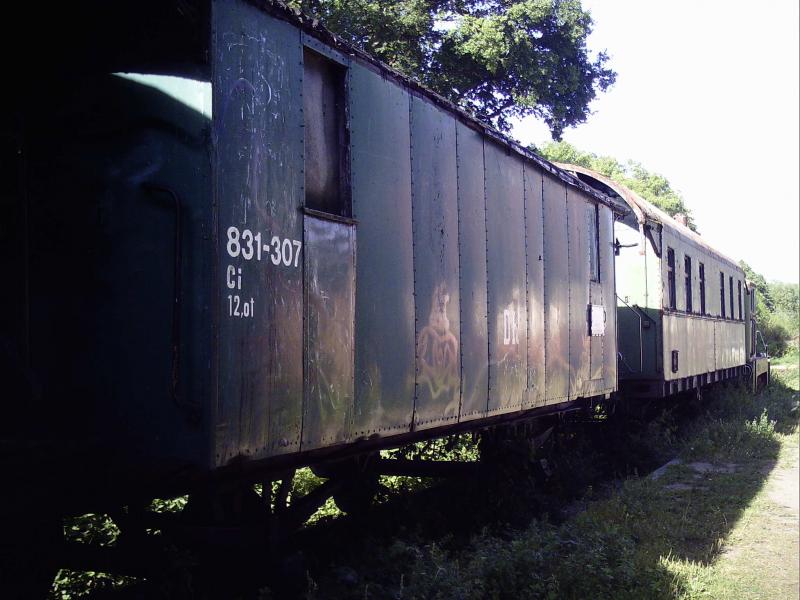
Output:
[{"xmin": 0, "ymin": 0, "xmax": 768, "ymax": 591}]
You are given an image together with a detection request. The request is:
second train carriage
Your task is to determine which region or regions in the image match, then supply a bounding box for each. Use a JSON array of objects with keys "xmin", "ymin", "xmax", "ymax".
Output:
[{"xmin": 557, "ymin": 164, "xmax": 769, "ymax": 397}]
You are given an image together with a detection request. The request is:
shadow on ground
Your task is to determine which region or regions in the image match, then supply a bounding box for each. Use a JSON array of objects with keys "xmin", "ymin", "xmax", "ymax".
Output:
[{"xmin": 290, "ymin": 376, "xmax": 798, "ymax": 600}]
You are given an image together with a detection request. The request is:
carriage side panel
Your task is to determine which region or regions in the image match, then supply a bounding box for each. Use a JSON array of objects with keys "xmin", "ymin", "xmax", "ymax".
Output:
[
  {"xmin": 214, "ymin": 4, "xmax": 304, "ymax": 463},
  {"xmin": 524, "ymin": 164, "xmax": 546, "ymax": 406},
  {"xmin": 455, "ymin": 123, "xmax": 490, "ymax": 421},
  {"xmin": 349, "ymin": 64, "xmax": 416, "ymax": 437},
  {"xmin": 484, "ymin": 143, "xmax": 528, "ymax": 414},
  {"xmin": 567, "ymin": 188, "xmax": 591, "ymax": 399},
  {"xmin": 543, "ymin": 174, "xmax": 570, "ymax": 401},
  {"xmin": 410, "ymin": 95, "xmax": 461, "ymax": 429}
]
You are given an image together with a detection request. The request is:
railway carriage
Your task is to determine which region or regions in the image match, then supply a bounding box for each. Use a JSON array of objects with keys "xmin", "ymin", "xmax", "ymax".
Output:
[
  {"xmin": 1, "ymin": 0, "xmax": 625, "ymax": 514},
  {"xmin": 557, "ymin": 165, "xmax": 769, "ymax": 397}
]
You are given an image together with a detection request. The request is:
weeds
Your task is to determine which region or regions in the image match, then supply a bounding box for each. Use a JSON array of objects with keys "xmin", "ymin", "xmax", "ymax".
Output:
[{"xmin": 304, "ymin": 372, "xmax": 798, "ymax": 600}]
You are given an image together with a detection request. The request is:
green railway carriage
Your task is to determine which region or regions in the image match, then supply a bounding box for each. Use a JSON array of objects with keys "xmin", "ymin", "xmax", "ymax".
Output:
[
  {"xmin": 1, "ymin": 0, "xmax": 627, "ymax": 514},
  {"xmin": 558, "ymin": 165, "xmax": 769, "ymax": 397}
]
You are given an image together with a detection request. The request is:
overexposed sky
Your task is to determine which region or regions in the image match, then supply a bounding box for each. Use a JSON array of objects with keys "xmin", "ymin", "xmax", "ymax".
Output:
[{"xmin": 512, "ymin": 0, "xmax": 800, "ymax": 283}]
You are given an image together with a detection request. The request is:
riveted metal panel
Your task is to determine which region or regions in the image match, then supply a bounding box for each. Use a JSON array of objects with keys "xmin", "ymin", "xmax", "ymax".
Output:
[
  {"xmin": 662, "ymin": 314, "xmax": 716, "ymax": 380},
  {"xmin": 484, "ymin": 142, "xmax": 527, "ymax": 414},
  {"xmin": 713, "ymin": 319, "xmax": 746, "ymax": 371},
  {"xmin": 455, "ymin": 122, "xmax": 489, "ymax": 421},
  {"xmin": 543, "ymin": 174, "xmax": 569, "ymax": 401},
  {"xmin": 587, "ymin": 209, "xmax": 604, "ymax": 387},
  {"xmin": 350, "ymin": 63, "xmax": 415, "ymax": 437},
  {"xmin": 699, "ymin": 318, "xmax": 716, "ymax": 372},
  {"xmin": 213, "ymin": 2, "xmax": 304, "ymax": 465},
  {"xmin": 410, "ymin": 96, "xmax": 461, "ymax": 429},
  {"xmin": 589, "ymin": 291, "xmax": 605, "ymax": 384},
  {"xmin": 523, "ymin": 163, "xmax": 545, "ymax": 406},
  {"xmin": 599, "ymin": 204, "xmax": 617, "ymax": 393},
  {"xmin": 302, "ymin": 217, "xmax": 355, "ymax": 450},
  {"xmin": 567, "ymin": 188, "xmax": 590, "ymax": 399}
]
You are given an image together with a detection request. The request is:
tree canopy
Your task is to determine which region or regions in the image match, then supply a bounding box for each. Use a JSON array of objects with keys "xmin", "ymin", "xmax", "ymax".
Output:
[
  {"xmin": 537, "ymin": 140, "xmax": 697, "ymax": 231},
  {"xmin": 288, "ymin": 0, "xmax": 615, "ymax": 138}
]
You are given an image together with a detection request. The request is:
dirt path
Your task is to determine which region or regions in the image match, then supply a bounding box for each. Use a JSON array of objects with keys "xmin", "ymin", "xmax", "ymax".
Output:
[{"xmin": 713, "ymin": 442, "xmax": 799, "ymax": 599}]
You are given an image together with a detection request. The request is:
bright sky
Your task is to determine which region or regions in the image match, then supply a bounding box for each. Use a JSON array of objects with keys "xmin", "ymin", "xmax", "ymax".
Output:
[{"xmin": 512, "ymin": 0, "xmax": 800, "ymax": 284}]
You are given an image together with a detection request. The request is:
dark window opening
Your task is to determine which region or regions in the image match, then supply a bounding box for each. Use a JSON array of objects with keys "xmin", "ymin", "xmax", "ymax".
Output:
[
  {"xmin": 729, "ymin": 276, "xmax": 734, "ymax": 321},
  {"xmin": 684, "ymin": 255, "xmax": 693, "ymax": 313},
  {"xmin": 667, "ymin": 247, "xmax": 676, "ymax": 310},
  {"xmin": 737, "ymin": 280, "xmax": 743, "ymax": 320},
  {"xmin": 720, "ymin": 272, "xmax": 726, "ymax": 318},
  {"xmin": 303, "ymin": 48, "xmax": 350, "ymax": 217},
  {"xmin": 699, "ymin": 262, "xmax": 706, "ymax": 315},
  {"xmin": 588, "ymin": 203, "xmax": 600, "ymax": 282}
]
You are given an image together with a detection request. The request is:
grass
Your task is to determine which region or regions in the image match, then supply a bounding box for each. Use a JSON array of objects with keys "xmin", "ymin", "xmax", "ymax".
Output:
[{"xmin": 303, "ymin": 369, "xmax": 799, "ymax": 600}]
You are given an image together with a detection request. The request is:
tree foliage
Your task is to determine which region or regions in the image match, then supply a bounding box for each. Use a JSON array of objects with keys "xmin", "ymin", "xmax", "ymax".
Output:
[
  {"xmin": 740, "ymin": 261, "xmax": 799, "ymax": 357},
  {"xmin": 739, "ymin": 261, "xmax": 774, "ymax": 312},
  {"xmin": 537, "ymin": 140, "xmax": 697, "ymax": 230},
  {"xmin": 288, "ymin": 0, "xmax": 615, "ymax": 138}
]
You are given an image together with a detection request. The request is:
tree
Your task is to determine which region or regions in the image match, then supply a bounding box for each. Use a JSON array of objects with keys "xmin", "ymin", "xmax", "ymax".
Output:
[
  {"xmin": 739, "ymin": 261, "xmax": 774, "ymax": 312},
  {"xmin": 537, "ymin": 141, "xmax": 697, "ymax": 230},
  {"xmin": 770, "ymin": 282, "xmax": 799, "ymax": 318},
  {"xmin": 288, "ymin": 0, "xmax": 615, "ymax": 138}
]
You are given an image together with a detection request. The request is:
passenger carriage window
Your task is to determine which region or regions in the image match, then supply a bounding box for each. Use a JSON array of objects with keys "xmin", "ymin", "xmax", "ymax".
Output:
[
  {"xmin": 720, "ymin": 272, "xmax": 726, "ymax": 318},
  {"xmin": 587, "ymin": 203, "xmax": 600, "ymax": 282},
  {"xmin": 303, "ymin": 47, "xmax": 350, "ymax": 217},
  {"xmin": 684, "ymin": 255, "xmax": 693, "ymax": 313},
  {"xmin": 666, "ymin": 247, "xmax": 676, "ymax": 310},
  {"xmin": 729, "ymin": 276, "xmax": 734, "ymax": 321},
  {"xmin": 699, "ymin": 262, "xmax": 706, "ymax": 315},
  {"xmin": 737, "ymin": 280, "xmax": 743, "ymax": 320}
]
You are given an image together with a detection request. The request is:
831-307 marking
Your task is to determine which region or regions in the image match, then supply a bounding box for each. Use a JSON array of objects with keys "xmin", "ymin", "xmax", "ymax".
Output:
[
  {"xmin": 223, "ymin": 225, "xmax": 302, "ymax": 320},
  {"xmin": 226, "ymin": 226, "xmax": 302, "ymax": 267}
]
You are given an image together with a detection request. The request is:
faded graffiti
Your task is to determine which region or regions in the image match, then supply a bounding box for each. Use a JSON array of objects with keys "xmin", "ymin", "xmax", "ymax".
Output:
[
  {"xmin": 501, "ymin": 290, "xmax": 522, "ymax": 351},
  {"xmin": 417, "ymin": 283, "xmax": 459, "ymax": 408}
]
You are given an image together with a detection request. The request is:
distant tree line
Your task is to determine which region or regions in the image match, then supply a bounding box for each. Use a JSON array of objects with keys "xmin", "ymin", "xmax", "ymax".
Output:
[
  {"xmin": 536, "ymin": 141, "xmax": 697, "ymax": 231},
  {"xmin": 740, "ymin": 261, "xmax": 799, "ymax": 357}
]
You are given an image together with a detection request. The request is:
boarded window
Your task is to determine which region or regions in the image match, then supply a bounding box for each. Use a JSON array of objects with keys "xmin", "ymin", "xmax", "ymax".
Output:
[
  {"xmin": 699, "ymin": 262, "xmax": 706, "ymax": 314},
  {"xmin": 667, "ymin": 247, "xmax": 676, "ymax": 310},
  {"xmin": 720, "ymin": 272, "xmax": 726, "ymax": 318},
  {"xmin": 587, "ymin": 203, "xmax": 600, "ymax": 282},
  {"xmin": 303, "ymin": 48, "xmax": 350, "ymax": 216},
  {"xmin": 729, "ymin": 276, "xmax": 734, "ymax": 321},
  {"xmin": 684, "ymin": 255, "xmax": 693, "ymax": 313}
]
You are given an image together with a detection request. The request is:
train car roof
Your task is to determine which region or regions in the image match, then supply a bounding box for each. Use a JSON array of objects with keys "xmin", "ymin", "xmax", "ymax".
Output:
[
  {"xmin": 246, "ymin": 0, "xmax": 630, "ymax": 216},
  {"xmin": 555, "ymin": 163, "xmax": 743, "ymax": 272}
]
